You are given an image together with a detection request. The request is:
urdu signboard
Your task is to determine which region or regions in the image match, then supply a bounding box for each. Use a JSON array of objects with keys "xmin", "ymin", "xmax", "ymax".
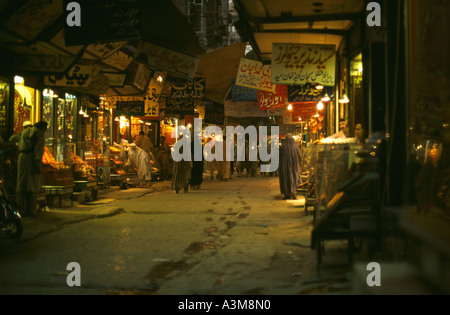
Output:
[{"xmin": 271, "ymin": 43, "xmax": 336, "ymax": 86}]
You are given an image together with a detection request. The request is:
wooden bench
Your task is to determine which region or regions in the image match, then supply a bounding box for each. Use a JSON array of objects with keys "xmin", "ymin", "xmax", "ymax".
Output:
[{"xmin": 42, "ymin": 186, "xmax": 74, "ymax": 208}]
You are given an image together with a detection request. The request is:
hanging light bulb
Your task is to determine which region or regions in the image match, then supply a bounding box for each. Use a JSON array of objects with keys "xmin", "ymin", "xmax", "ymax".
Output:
[
  {"xmin": 321, "ymin": 93, "xmax": 330, "ymax": 102},
  {"xmin": 339, "ymin": 94, "xmax": 350, "ymax": 104},
  {"xmin": 317, "ymin": 101, "xmax": 324, "ymax": 111},
  {"xmin": 287, "ymin": 104, "xmax": 293, "ymax": 111},
  {"xmin": 79, "ymin": 106, "xmax": 85, "ymax": 115}
]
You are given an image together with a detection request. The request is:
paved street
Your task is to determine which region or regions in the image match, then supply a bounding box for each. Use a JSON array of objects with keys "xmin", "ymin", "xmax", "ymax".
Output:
[{"xmin": 0, "ymin": 175, "xmax": 356, "ymax": 295}]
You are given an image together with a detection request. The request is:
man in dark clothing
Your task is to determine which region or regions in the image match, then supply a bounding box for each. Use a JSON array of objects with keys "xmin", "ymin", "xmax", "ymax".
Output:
[
  {"xmin": 190, "ymin": 137, "xmax": 203, "ymax": 190},
  {"xmin": 9, "ymin": 121, "xmax": 48, "ymax": 216}
]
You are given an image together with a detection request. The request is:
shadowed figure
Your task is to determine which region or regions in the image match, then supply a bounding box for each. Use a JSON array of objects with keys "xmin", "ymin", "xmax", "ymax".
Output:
[{"xmin": 279, "ymin": 134, "xmax": 302, "ymax": 200}]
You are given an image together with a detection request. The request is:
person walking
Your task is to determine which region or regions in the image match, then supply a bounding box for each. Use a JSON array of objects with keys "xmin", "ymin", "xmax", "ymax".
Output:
[
  {"xmin": 189, "ymin": 136, "xmax": 203, "ymax": 190},
  {"xmin": 219, "ymin": 135, "xmax": 230, "ymax": 181},
  {"xmin": 159, "ymin": 136, "xmax": 171, "ymax": 180},
  {"xmin": 279, "ymin": 133, "xmax": 302, "ymax": 200},
  {"xmin": 172, "ymin": 147, "xmax": 192, "ymax": 194},
  {"xmin": 9, "ymin": 121, "xmax": 48, "ymax": 216}
]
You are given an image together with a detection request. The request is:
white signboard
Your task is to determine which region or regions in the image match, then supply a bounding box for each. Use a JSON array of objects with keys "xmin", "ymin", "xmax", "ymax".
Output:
[
  {"xmin": 235, "ymin": 58, "xmax": 276, "ymax": 93},
  {"xmin": 271, "ymin": 43, "xmax": 336, "ymax": 86}
]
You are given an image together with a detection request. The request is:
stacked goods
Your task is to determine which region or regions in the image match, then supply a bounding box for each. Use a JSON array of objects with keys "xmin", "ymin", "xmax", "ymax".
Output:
[
  {"xmin": 70, "ymin": 151, "xmax": 96, "ymax": 181},
  {"xmin": 42, "ymin": 146, "xmax": 73, "ymax": 186},
  {"xmin": 42, "ymin": 146, "xmax": 63, "ymax": 169}
]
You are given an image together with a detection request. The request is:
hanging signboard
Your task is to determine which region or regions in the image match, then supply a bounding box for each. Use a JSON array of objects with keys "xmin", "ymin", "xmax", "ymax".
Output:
[
  {"xmin": 287, "ymin": 83, "xmax": 334, "ymax": 102},
  {"xmin": 44, "ymin": 64, "xmax": 102, "ymax": 87},
  {"xmin": 14, "ymin": 54, "xmax": 75, "ymax": 73},
  {"xmin": 164, "ymin": 77, "xmax": 205, "ymax": 116},
  {"xmin": 103, "ymin": 50, "xmax": 134, "ymax": 71},
  {"xmin": 127, "ymin": 63, "xmax": 152, "ymax": 92},
  {"xmin": 64, "ymin": 0, "xmax": 141, "ymax": 46},
  {"xmin": 257, "ymin": 84, "xmax": 288, "ymax": 110},
  {"xmin": 144, "ymin": 72, "xmax": 167, "ymax": 118},
  {"xmin": 271, "ymin": 43, "xmax": 336, "ymax": 86},
  {"xmin": 164, "ymin": 97, "xmax": 195, "ymax": 116},
  {"xmin": 85, "ymin": 42, "xmax": 127, "ymax": 60},
  {"xmin": 292, "ymin": 102, "xmax": 317, "ymax": 119},
  {"xmin": 235, "ymin": 58, "xmax": 276, "ymax": 93},
  {"xmin": 224, "ymin": 100, "xmax": 270, "ymax": 117},
  {"xmin": 231, "ymin": 79, "xmax": 257, "ymax": 102},
  {"xmin": 103, "ymin": 73, "xmax": 127, "ymax": 87},
  {"xmin": 115, "ymin": 101, "xmax": 145, "ymax": 117},
  {"xmin": 170, "ymin": 77, "xmax": 205, "ymax": 100},
  {"xmin": 135, "ymin": 42, "xmax": 199, "ymax": 80},
  {"xmin": 3, "ymin": 0, "xmax": 61, "ymax": 41}
]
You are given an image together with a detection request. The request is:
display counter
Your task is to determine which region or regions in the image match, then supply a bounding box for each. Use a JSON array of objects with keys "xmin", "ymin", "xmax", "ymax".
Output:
[
  {"xmin": 42, "ymin": 185, "xmax": 74, "ymax": 208},
  {"xmin": 74, "ymin": 180, "xmax": 99, "ymax": 202}
]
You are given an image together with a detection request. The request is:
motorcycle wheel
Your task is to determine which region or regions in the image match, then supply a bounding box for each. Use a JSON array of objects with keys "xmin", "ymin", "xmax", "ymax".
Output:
[{"xmin": 6, "ymin": 217, "xmax": 22, "ymax": 239}]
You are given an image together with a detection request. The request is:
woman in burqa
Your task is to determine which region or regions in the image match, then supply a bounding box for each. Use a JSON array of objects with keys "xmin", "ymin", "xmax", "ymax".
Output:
[
  {"xmin": 172, "ymin": 134, "xmax": 192, "ymax": 194},
  {"xmin": 279, "ymin": 133, "xmax": 302, "ymax": 200},
  {"xmin": 189, "ymin": 135, "xmax": 204, "ymax": 190}
]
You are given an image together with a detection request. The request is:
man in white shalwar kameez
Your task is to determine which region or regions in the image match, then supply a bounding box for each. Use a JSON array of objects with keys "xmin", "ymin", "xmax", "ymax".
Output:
[{"xmin": 126, "ymin": 143, "xmax": 152, "ymax": 187}]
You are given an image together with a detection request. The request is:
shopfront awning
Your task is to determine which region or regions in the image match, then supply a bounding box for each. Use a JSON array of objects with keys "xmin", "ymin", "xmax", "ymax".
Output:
[
  {"xmin": 0, "ymin": 0, "xmax": 204, "ymax": 96},
  {"xmin": 195, "ymin": 42, "xmax": 247, "ymax": 104},
  {"xmin": 233, "ymin": 0, "xmax": 365, "ymax": 63}
]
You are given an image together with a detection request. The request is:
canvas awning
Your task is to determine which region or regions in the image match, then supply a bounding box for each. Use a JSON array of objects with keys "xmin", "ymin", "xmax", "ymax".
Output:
[{"xmin": 195, "ymin": 42, "xmax": 247, "ymax": 104}]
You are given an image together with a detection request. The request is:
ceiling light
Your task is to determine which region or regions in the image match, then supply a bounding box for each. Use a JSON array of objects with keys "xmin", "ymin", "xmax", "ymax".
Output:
[
  {"xmin": 321, "ymin": 93, "xmax": 330, "ymax": 102},
  {"xmin": 339, "ymin": 94, "xmax": 350, "ymax": 104},
  {"xmin": 14, "ymin": 76, "xmax": 24, "ymax": 85}
]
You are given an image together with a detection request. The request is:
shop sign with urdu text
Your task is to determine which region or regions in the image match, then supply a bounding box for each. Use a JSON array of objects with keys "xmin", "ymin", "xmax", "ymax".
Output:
[
  {"xmin": 271, "ymin": 43, "xmax": 336, "ymax": 86},
  {"xmin": 235, "ymin": 58, "xmax": 276, "ymax": 93}
]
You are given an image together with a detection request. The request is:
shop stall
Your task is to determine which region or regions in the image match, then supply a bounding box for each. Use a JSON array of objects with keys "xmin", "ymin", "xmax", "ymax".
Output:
[
  {"xmin": 42, "ymin": 146, "xmax": 74, "ymax": 208},
  {"xmin": 70, "ymin": 144, "xmax": 99, "ymax": 203},
  {"xmin": 309, "ymin": 141, "xmax": 383, "ymax": 268},
  {"xmin": 109, "ymin": 142, "xmax": 128, "ymax": 188}
]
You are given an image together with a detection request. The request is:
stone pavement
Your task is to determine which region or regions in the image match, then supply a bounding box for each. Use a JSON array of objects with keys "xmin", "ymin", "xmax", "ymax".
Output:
[{"xmin": 19, "ymin": 180, "xmax": 173, "ymax": 244}]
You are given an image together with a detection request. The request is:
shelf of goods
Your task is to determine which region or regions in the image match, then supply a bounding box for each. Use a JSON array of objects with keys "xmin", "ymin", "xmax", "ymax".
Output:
[
  {"xmin": 109, "ymin": 145, "xmax": 138, "ymax": 188},
  {"xmin": 70, "ymin": 151, "xmax": 98, "ymax": 203},
  {"xmin": 42, "ymin": 146, "xmax": 74, "ymax": 208}
]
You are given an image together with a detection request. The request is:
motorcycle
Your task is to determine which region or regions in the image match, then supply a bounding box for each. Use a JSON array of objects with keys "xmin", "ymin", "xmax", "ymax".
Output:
[
  {"xmin": 0, "ymin": 180, "xmax": 22, "ymax": 239},
  {"xmin": 0, "ymin": 148, "xmax": 22, "ymax": 239}
]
